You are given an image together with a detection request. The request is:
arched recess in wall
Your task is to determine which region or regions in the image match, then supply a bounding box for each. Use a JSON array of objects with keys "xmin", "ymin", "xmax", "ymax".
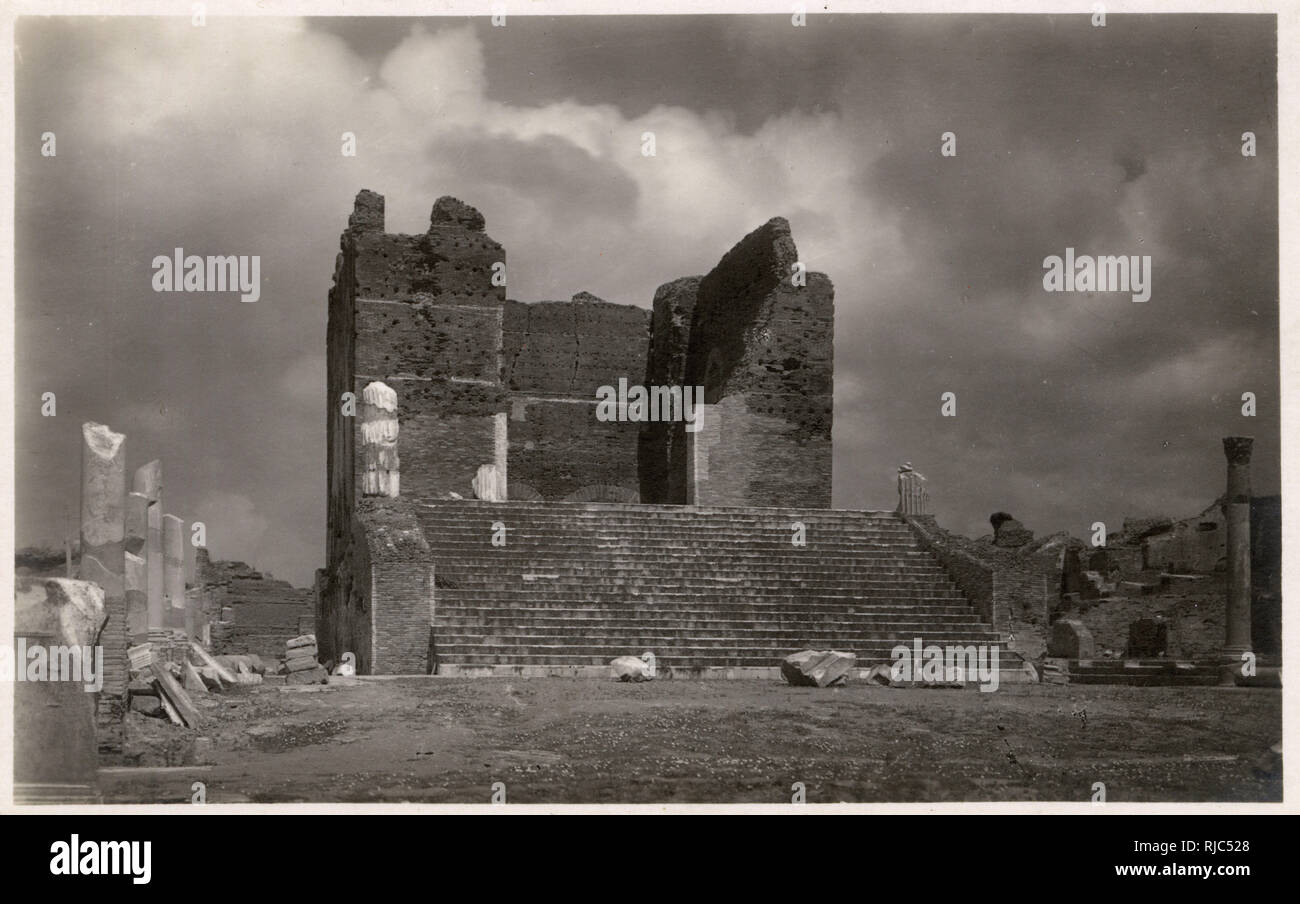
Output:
[
  {"xmin": 563, "ymin": 485, "xmax": 640, "ymax": 504},
  {"xmin": 508, "ymin": 481, "xmax": 544, "ymax": 501}
]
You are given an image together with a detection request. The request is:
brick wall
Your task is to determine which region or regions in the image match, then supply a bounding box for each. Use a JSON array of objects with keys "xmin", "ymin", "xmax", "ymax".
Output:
[
  {"xmin": 639, "ymin": 276, "xmax": 701, "ymax": 504},
  {"xmin": 198, "ymin": 555, "xmax": 314, "ymax": 661},
  {"xmin": 360, "ymin": 498, "xmax": 435, "ymax": 675},
  {"xmin": 681, "ymin": 218, "xmax": 833, "ymax": 508},
  {"xmin": 502, "ymin": 294, "xmax": 648, "ymax": 500}
]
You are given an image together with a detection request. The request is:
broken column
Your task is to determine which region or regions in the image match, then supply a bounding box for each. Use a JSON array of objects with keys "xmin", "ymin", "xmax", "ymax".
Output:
[
  {"xmin": 1221, "ymin": 436, "xmax": 1253, "ymax": 683},
  {"xmin": 896, "ymin": 463, "xmax": 931, "ymax": 516},
  {"xmin": 133, "ymin": 460, "xmax": 164, "ymax": 631},
  {"xmin": 124, "ymin": 490, "xmax": 148, "ymax": 640},
  {"xmin": 79, "ymin": 422, "xmax": 126, "ymax": 599},
  {"xmin": 472, "ymin": 463, "xmax": 506, "ymax": 502},
  {"xmin": 162, "ymin": 513, "xmax": 186, "ymax": 632},
  {"xmin": 361, "ymin": 380, "xmax": 400, "ymax": 497},
  {"xmin": 78, "ymin": 423, "xmax": 128, "ymax": 705}
]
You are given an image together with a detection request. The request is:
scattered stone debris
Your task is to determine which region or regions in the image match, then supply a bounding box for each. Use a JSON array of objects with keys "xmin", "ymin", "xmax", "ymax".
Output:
[{"xmin": 781, "ymin": 650, "xmax": 855, "ymax": 688}]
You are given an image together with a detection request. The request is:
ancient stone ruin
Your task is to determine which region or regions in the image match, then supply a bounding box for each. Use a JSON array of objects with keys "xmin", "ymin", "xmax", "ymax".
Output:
[{"xmin": 318, "ymin": 192, "xmax": 1025, "ymax": 679}]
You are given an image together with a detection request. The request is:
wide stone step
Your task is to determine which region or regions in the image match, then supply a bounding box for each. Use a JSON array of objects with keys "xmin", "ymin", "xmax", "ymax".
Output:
[
  {"xmin": 436, "ymin": 637, "xmax": 1003, "ymax": 650},
  {"xmin": 434, "ymin": 650, "xmax": 1015, "ymax": 667}
]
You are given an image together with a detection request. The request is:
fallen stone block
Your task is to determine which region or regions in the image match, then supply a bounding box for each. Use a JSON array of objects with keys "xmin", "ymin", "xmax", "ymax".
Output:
[
  {"xmin": 285, "ymin": 666, "xmax": 328, "ymax": 685},
  {"xmin": 285, "ymin": 656, "xmax": 321, "ymax": 673},
  {"xmin": 865, "ymin": 663, "xmax": 894, "ymax": 686},
  {"xmin": 127, "ymin": 679, "xmax": 156, "ymax": 697},
  {"xmin": 286, "ymin": 634, "xmax": 317, "ymax": 650},
  {"xmin": 183, "ymin": 661, "xmax": 210, "ymax": 695},
  {"xmin": 285, "ymin": 646, "xmax": 318, "ymax": 663},
  {"xmin": 214, "ymin": 653, "xmax": 267, "ymax": 675},
  {"xmin": 1048, "ymin": 619, "xmax": 1095, "ymax": 659},
  {"xmin": 610, "ymin": 654, "xmax": 654, "ymax": 682},
  {"xmin": 781, "ymin": 650, "xmax": 856, "ymax": 688},
  {"xmin": 130, "ymin": 696, "xmax": 163, "ymax": 718},
  {"xmin": 196, "ymin": 667, "xmax": 225, "ymax": 691}
]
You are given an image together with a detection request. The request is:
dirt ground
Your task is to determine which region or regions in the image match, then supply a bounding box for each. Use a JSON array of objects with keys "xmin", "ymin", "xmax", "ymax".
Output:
[{"xmin": 101, "ymin": 677, "xmax": 1282, "ymax": 804}]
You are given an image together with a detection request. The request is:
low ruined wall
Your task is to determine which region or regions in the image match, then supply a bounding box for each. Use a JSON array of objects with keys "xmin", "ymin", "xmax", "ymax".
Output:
[
  {"xmin": 904, "ymin": 516, "xmax": 996, "ymax": 629},
  {"xmin": 199, "ymin": 556, "xmax": 314, "ymax": 662}
]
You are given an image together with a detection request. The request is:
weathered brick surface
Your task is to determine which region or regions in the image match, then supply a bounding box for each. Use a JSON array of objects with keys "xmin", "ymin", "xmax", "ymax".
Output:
[
  {"xmin": 196, "ymin": 555, "xmax": 313, "ymax": 661},
  {"xmin": 639, "ymin": 277, "xmax": 701, "ymax": 504},
  {"xmin": 356, "ymin": 299, "xmax": 501, "ymax": 381},
  {"xmin": 502, "ymin": 293, "xmax": 648, "ymax": 499},
  {"xmin": 360, "ymin": 499, "xmax": 434, "ymax": 675},
  {"xmin": 322, "ymin": 192, "xmax": 851, "ymax": 673},
  {"xmin": 508, "ymin": 398, "xmax": 641, "ymax": 500},
  {"xmin": 352, "ymin": 230, "xmax": 504, "ymax": 305},
  {"xmin": 682, "ymin": 219, "xmax": 833, "ymax": 508}
]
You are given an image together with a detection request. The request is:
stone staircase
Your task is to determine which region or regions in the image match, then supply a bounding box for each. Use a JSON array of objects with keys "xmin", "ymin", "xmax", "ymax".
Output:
[{"xmin": 418, "ymin": 500, "xmax": 1023, "ymax": 677}]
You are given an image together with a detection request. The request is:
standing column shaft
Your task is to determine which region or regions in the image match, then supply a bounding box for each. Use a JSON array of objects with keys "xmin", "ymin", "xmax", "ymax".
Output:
[
  {"xmin": 133, "ymin": 460, "xmax": 164, "ymax": 631},
  {"xmin": 162, "ymin": 514, "xmax": 185, "ymax": 632},
  {"xmin": 1222, "ymin": 436, "xmax": 1253, "ymax": 661}
]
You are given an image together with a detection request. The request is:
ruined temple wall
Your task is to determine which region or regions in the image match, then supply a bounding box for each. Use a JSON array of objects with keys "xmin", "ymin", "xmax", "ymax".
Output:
[
  {"xmin": 639, "ymin": 277, "xmax": 701, "ymax": 504},
  {"xmin": 325, "ymin": 192, "xmax": 506, "ymax": 671},
  {"xmin": 502, "ymin": 295, "xmax": 649, "ymax": 500},
  {"xmin": 682, "ymin": 219, "xmax": 834, "ymax": 508}
]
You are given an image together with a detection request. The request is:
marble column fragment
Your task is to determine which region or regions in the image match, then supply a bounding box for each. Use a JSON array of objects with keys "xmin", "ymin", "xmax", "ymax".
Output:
[
  {"xmin": 361, "ymin": 381, "xmax": 400, "ymax": 498},
  {"xmin": 133, "ymin": 460, "xmax": 164, "ymax": 631},
  {"xmin": 78, "ymin": 422, "xmax": 126, "ymax": 697},
  {"xmin": 162, "ymin": 513, "xmax": 185, "ymax": 632}
]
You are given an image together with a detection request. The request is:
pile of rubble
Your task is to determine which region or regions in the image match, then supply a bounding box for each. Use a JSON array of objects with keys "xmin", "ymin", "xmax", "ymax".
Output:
[{"xmin": 125, "ymin": 635, "xmax": 334, "ymax": 729}]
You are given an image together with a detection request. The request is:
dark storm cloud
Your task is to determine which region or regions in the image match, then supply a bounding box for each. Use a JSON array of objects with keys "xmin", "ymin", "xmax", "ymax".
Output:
[{"xmin": 14, "ymin": 14, "xmax": 1279, "ymax": 582}]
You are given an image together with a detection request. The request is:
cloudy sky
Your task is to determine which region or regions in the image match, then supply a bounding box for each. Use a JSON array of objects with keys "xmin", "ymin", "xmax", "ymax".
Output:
[{"xmin": 15, "ymin": 14, "xmax": 1278, "ymax": 587}]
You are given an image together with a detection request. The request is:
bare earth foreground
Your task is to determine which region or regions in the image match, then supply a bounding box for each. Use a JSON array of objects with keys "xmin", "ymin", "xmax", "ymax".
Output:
[{"xmin": 101, "ymin": 678, "xmax": 1282, "ymax": 804}]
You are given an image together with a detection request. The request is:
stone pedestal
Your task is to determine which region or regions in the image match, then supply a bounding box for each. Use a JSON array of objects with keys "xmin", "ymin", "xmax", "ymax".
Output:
[{"xmin": 1220, "ymin": 436, "xmax": 1253, "ymax": 684}]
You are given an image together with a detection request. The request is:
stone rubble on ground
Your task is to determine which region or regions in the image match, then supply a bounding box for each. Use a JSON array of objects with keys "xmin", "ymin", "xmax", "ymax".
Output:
[{"xmin": 781, "ymin": 650, "xmax": 856, "ymax": 688}]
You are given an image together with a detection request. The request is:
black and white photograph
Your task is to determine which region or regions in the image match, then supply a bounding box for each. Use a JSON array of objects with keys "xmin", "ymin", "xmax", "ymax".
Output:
[{"xmin": 2, "ymin": 0, "xmax": 1292, "ymax": 833}]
